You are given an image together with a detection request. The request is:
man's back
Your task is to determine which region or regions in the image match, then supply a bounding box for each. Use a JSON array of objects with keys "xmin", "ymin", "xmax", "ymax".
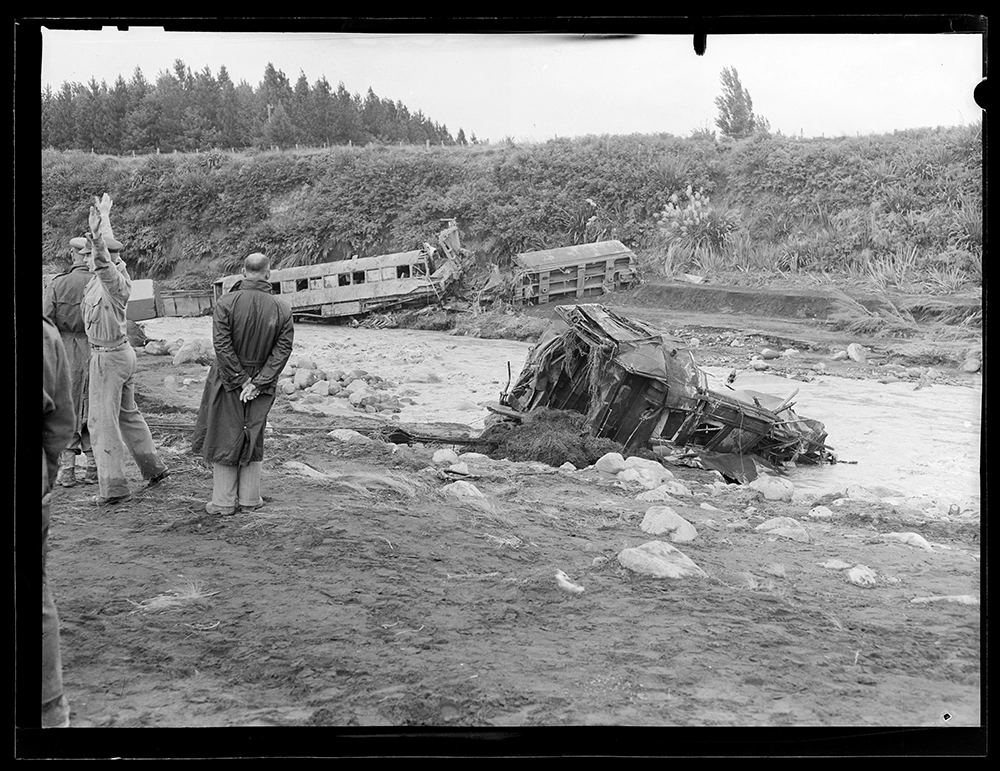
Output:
[{"xmin": 44, "ymin": 266, "xmax": 92, "ymax": 335}]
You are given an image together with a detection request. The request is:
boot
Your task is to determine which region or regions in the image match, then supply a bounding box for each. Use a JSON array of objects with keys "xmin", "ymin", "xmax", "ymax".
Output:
[
  {"xmin": 55, "ymin": 451, "xmax": 77, "ymax": 488},
  {"xmin": 82, "ymin": 451, "xmax": 99, "ymax": 484}
]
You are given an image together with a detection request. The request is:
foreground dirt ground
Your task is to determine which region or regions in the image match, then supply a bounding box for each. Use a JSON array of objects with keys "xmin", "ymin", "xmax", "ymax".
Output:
[{"xmin": 32, "ymin": 292, "xmax": 983, "ymax": 753}]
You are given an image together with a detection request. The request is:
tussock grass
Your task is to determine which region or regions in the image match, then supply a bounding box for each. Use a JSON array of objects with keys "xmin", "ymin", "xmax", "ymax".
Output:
[
  {"xmin": 474, "ymin": 408, "xmax": 625, "ymax": 468},
  {"xmin": 128, "ymin": 578, "xmax": 218, "ymax": 613}
]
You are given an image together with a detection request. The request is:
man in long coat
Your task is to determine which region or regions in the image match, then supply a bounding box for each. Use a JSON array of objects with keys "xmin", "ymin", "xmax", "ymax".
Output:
[
  {"xmin": 193, "ymin": 253, "xmax": 294, "ymax": 515},
  {"xmin": 43, "ymin": 236, "xmax": 98, "ymax": 486}
]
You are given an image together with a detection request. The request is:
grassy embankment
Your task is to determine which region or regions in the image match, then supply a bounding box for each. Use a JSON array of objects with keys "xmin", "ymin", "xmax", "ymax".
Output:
[{"xmin": 42, "ymin": 124, "xmax": 983, "ymax": 339}]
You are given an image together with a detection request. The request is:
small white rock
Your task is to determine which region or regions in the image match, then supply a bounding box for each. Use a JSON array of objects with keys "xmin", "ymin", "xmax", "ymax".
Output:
[
  {"xmin": 433, "ymin": 448, "xmax": 461, "ymax": 465},
  {"xmin": 846, "ymin": 565, "xmax": 877, "ymax": 586}
]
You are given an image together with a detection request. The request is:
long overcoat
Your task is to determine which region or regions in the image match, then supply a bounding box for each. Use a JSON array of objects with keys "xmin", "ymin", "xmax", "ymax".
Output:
[{"xmin": 192, "ymin": 277, "xmax": 294, "ymax": 466}]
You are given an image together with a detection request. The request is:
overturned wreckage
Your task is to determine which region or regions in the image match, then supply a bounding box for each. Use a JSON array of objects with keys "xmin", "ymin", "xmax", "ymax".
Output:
[{"xmin": 490, "ymin": 304, "xmax": 831, "ymax": 479}]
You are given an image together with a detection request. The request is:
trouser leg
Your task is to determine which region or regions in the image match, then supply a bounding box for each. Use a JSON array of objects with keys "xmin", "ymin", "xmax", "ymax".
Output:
[
  {"xmin": 237, "ymin": 461, "xmax": 263, "ymax": 508},
  {"xmin": 55, "ymin": 450, "xmax": 77, "ymax": 487},
  {"xmin": 212, "ymin": 464, "xmax": 239, "ymax": 510},
  {"xmin": 117, "ymin": 346, "xmax": 168, "ymax": 480},
  {"xmin": 42, "ymin": 496, "xmax": 65, "ymax": 710},
  {"xmin": 88, "ymin": 352, "xmax": 130, "ymax": 499}
]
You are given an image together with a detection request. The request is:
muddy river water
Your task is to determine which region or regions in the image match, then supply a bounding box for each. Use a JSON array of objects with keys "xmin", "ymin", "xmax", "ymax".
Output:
[{"xmin": 143, "ymin": 318, "xmax": 983, "ymax": 517}]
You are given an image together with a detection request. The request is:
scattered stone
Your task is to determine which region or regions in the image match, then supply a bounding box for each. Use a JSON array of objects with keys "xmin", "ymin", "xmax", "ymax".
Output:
[
  {"xmin": 700, "ymin": 502, "xmax": 722, "ymax": 512},
  {"xmin": 960, "ymin": 357, "xmax": 981, "ymax": 373},
  {"xmin": 433, "ymin": 449, "xmax": 460, "ymax": 465},
  {"xmin": 910, "ymin": 595, "xmax": 979, "ymax": 606},
  {"xmin": 821, "ymin": 559, "xmax": 854, "ymax": 570},
  {"xmin": 760, "ymin": 348, "xmax": 781, "ymax": 360},
  {"xmin": 172, "ymin": 338, "xmax": 215, "ymax": 366},
  {"xmin": 847, "ymin": 343, "xmax": 868, "ymax": 364},
  {"xmin": 881, "ymin": 532, "xmax": 934, "ymax": 552},
  {"xmin": 806, "ymin": 505, "xmax": 834, "ymax": 519},
  {"xmin": 448, "ymin": 462, "xmax": 470, "ymax": 475},
  {"xmin": 751, "ymin": 359, "xmax": 770, "ymax": 371},
  {"xmin": 617, "ymin": 540, "xmax": 708, "ymax": 579},
  {"xmin": 906, "ymin": 367, "xmax": 923, "ymax": 379},
  {"xmin": 302, "ymin": 393, "xmax": 325, "ymax": 404},
  {"xmin": 328, "ymin": 429, "xmax": 369, "ymax": 443},
  {"xmin": 459, "ymin": 452, "xmax": 491, "ymax": 461},
  {"xmin": 635, "ymin": 486, "xmax": 683, "ymax": 504},
  {"xmin": 782, "ymin": 348, "xmax": 798, "ymax": 357},
  {"xmin": 811, "ymin": 362, "xmax": 827, "ymax": 373},
  {"xmin": 639, "ymin": 506, "xmax": 698, "ymax": 542},
  {"xmin": 594, "ymin": 452, "xmax": 627, "ymax": 474},
  {"xmin": 559, "ymin": 462, "xmax": 577, "ymax": 472},
  {"xmin": 832, "ymin": 350, "xmax": 849, "ymax": 361},
  {"xmin": 661, "ymin": 480, "xmax": 692, "ymax": 497},
  {"xmin": 441, "ymin": 480, "xmax": 485, "ymax": 499},
  {"xmin": 457, "ymin": 400, "xmax": 482, "ymax": 411},
  {"xmin": 845, "ymin": 485, "xmax": 880, "ymax": 502},
  {"xmin": 294, "ymin": 369, "xmax": 319, "ymax": 390},
  {"xmin": 145, "ymin": 340, "xmax": 171, "ymax": 356},
  {"xmin": 846, "ymin": 565, "xmax": 877, "ymax": 586},
  {"xmin": 689, "ymin": 337, "xmax": 701, "ymax": 348},
  {"xmin": 749, "ymin": 474, "xmax": 794, "ymax": 502},
  {"xmin": 756, "ymin": 517, "xmax": 810, "ymax": 542},
  {"xmin": 344, "ymin": 378, "xmax": 368, "ymax": 394},
  {"xmin": 307, "ymin": 380, "xmax": 330, "ymax": 396}
]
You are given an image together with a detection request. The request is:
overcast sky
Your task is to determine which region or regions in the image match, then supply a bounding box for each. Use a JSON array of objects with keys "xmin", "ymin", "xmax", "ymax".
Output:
[{"xmin": 34, "ymin": 24, "xmax": 984, "ymax": 143}]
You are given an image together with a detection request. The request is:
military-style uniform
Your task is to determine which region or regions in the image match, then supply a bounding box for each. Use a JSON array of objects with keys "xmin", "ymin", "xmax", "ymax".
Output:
[
  {"xmin": 43, "ymin": 259, "xmax": 95, "ymax": 485},
  {"xmin": 82, "ymin": 230, "xmax": 168, "ymax": 503}
]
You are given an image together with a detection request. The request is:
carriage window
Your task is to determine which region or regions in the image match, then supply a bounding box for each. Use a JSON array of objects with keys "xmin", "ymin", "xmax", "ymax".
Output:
[
  {"xmin": 296, "ymin": 279, "xmax": 309, "ymax": 292},
  {"xmin": 397, "ymin": 265, "xmax": 411, "ymax": 279},
  {"xmin": 353, "ymin": 271, "xmax": 365, "ymax": 284},
  {"xmin": 270, "ymin": 282, "xmax": 281, "ymax": 294},
  {"xmin": 309, "ymin": 276, "xmax": 323, "ymax": 291},
  {"xmin": 381, "ymin": 267, "xmax": 397, "ymax": 281},
  {"xmin": 339, "ymin": 273, "xmax": 352, "ymax": 286},
  {"xmin": 324, "ymin": 275, "xmax": 338, "ymax": 288},
  {"xmin": 366, "ymin": 269, "xmax": 382, "ymax": 283},
  {"xmin": 281, "ymin": 280, "xmax": 296, "ymax": 294}
]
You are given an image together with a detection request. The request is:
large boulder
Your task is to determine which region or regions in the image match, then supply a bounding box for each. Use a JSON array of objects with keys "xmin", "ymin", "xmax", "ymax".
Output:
[
  {"xmin": 594, "ymin": 452, "xmax": 627, "ymax": 474},
  {"xmin": 617, "ymin": 540, "xmax": 707, "ymax": 579},
  {"xmin": 172, "ymin": 338, "xmax": 215, "ymax": 366},
  {"xmin": 749, "ymin": 474, "xmax": 794, "ymax": 502},
  {"xmin": 294, "ymin": 369, "xmax": 319, "ymax": 390},
  {"xmin": 639, "ymin": 507, "xmax": 698, "ymax": 542}
]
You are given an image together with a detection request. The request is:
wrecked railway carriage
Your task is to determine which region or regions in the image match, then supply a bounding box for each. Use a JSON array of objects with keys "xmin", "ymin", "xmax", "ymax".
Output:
[
  {"xmin": 493, "ymin": 304, "xmax": 831, "ymax": 472},
  {"xmin": 213, "ymin": 219, "xmax": 465, "ymax": 320}
]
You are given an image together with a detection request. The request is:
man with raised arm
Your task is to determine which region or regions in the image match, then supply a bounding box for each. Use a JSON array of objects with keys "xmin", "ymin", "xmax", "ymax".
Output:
[{"xmin": 82, "ymin": 194, "xmax": 169, "ymax": 506}]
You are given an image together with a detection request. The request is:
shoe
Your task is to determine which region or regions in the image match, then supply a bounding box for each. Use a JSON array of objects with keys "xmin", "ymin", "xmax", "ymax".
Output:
[
  {"xmin": 147, "ymin": 469, "xmax": 170, "ymax": 487},
  {"xmin": 41, "ymin": 695, "xmax": 71, "ymax": 728},
  {"xmin": 205, "ymin": 502, "xmax": 236, "ymax": 516},
  {"xmin": 237, "ymin": 498, "xmax": 264, "ymax": 511},
  {"xmin": 82, "ymin": 468, "xmax": 99, "ymax": 485},
  {"xmin": 55, "ymin": 467, "xmax": 77, "ymax": 488},
  {"xmin": 97, "ymin": 494, "xmax": 131, "ymax": 506}
]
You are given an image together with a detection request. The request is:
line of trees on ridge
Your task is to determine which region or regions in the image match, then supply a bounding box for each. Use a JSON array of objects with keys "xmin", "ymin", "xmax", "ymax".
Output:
[{"xmin": 41, "ymin": 60, "xmax": 479, "ymax": 155}]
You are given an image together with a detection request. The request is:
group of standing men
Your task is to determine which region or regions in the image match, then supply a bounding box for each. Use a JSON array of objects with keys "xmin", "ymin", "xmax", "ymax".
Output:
[{"xmin": 40, "ymin": 192, "xmax": 294, "ymax": 728}]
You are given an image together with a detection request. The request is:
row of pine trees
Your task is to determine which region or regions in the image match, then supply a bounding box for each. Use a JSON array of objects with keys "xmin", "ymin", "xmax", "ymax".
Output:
[{"xmin": 41, "ymin": 60, "xmax": 478, "ymax": 155}]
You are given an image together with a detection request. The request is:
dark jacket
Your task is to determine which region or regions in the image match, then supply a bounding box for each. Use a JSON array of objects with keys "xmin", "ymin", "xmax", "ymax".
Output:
[
  {"xmin": 43, "ymin": 264, "xmax": 93, "ymax": 335},
  {"xmin": 192, "ymin": 278, "xmax": 294, "ymax": 465},
  {"xmin": 43, "ymin": 316, "xmax": 76, "ymax": 495}
]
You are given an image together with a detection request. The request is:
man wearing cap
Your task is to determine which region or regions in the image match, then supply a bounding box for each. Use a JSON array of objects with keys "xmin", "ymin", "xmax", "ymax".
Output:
[
  {"xmin": 192, "ymin": 253, "xmax": 294, "ymax": 515},
  {"xmin": 43, "ymin": 236, "xmax": 98, "ymax": 486},
  {"xmin": 82, "ymin": 194, "xmax": 169, "ymax": 506}
]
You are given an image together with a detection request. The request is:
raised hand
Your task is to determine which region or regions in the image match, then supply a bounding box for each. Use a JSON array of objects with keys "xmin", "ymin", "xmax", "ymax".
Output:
[
  {"xmin": 95, "ymin": 193, "xmax": 113, "ymax": 218},
  {"xmin": 88, "ymin": 205, "xmax": 101, "ymax": 236}
]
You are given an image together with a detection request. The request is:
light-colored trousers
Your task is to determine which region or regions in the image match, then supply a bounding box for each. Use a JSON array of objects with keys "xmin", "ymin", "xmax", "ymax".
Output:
[
  {"xmin": 88, "ymin": 344, "xmax": 167, "ymax": 499},
  {"xmin": 212, "ymin": 461, "xmax": 263, "ymax": 509}
]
